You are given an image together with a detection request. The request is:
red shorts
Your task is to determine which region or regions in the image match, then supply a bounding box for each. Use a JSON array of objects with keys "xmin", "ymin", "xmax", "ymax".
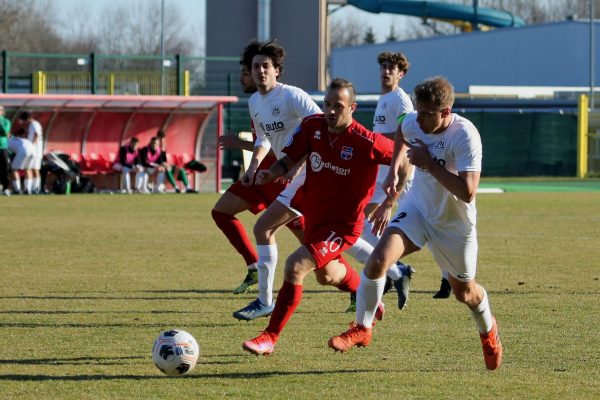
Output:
[
  {"xmin": 305, "ymin": 225, "xmax": 358, "ymax": 269},
  {"xmin": 227, "ymin": 179, "xmax": 288, "ymax": 215}
]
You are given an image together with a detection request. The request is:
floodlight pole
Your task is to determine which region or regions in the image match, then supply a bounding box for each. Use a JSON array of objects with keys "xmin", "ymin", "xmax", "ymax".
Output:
[
  {"xmin": 161, "ymin": 0, "xmax": 165, "ymax": 95},
  {"xmin": 590, "ymin": 0, "xmax": 595, "ymax": 110}
]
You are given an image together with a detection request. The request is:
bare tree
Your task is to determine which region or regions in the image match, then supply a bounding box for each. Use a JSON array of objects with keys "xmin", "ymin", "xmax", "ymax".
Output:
[
  {"xmin": 56, "ymin": 0, "xmax": 197, "ymax": 55},
  {"xmin": 0, "ymin": 0, "xmax": 65, "ymax": 53},
  {"xmin": 330, "ymin": 10, "xmax": 366, "ymax": 48}
]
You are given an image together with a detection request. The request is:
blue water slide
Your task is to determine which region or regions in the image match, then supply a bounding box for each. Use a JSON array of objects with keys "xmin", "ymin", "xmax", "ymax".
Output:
[{"xmin": 348, "ymin": 0, "xmax": 525, "ymax": 28}]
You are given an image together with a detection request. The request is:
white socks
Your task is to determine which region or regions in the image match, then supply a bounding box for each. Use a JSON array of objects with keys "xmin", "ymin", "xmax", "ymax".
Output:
[
  {"xmin": 356, "ymin": 271, "xmax": 386, "ymax": 328},
  {"xmin": 12, "ymin": 179, "xmax": 21, "ymax": 193},
  {"xmin": 346, "ymin": 236, "xmax": 374, "ymax": 264},
  {"xmin": 256, "ymin": 244, "xmax": 278, "ymax": 306},
  {"xmin": 247, "ymin": 262, "xmax": 258, "ymax": 271},
  {"xmin": 24, "ymin": 178, "xmax": 33, "ymax": 194},
  {"xmin": 361, "ymin": 219, "xmax": 380, "ymax": 248},
  {"xmin": 122, "ymin": 171, "xmax": 132, "ymax": 191},
  {"xmin": 135, "ymin": 172, "xmax": 145, "ymax": 192},
  {"xmin": 470, "ymin": 285, "xmax": 494, "ymax": 334},
  {"xmin": 386, "ymin": 264, "xmax": 402, "ymax": 281}
]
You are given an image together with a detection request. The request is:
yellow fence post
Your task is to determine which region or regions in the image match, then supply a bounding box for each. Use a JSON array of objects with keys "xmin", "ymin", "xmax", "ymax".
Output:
[
  {"xmin": 184, "ymin": 70, "xmax": 190, "ymax": 96},
  {"xmin": 109, "ymin": 73, "xmax": 115, "ymax": 95},
  {"xmin": 32, "ymin": 71, "xmax": 46, "ymax": 94},
  {"xmin": 577, "ymin": 94, "xmax": 589, "ymax": 178}
]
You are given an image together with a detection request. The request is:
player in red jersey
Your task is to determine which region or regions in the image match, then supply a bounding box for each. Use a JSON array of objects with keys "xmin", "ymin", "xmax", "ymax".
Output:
[
  {"xmin": 241, "ymin": 78, "xmax": 393, "ymax": 356},
  {"xmin": 211, "ymin": 43, "xmax": 304, "ymax": 295}
]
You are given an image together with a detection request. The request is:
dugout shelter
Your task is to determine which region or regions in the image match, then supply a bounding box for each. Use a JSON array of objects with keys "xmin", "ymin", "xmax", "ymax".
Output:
[{"xmin": 0, "ymin": 94, "xmax": 238, "ymax": 192}]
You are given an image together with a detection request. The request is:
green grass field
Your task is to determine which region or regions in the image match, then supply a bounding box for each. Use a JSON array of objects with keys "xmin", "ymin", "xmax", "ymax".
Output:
[{"xmin": 1, "ymin": 192, "xmax": 599, "ymax": 399}]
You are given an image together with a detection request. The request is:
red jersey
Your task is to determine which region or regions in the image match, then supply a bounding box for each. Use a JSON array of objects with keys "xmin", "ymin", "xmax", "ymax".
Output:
[{"xmin": 282, "ymin": 114, "xmax": 393, "ymax": 239}]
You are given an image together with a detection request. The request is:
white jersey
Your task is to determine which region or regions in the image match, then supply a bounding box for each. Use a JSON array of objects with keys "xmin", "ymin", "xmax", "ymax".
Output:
[
  {"xmin": 401, "ymin": 112, "xmax": 482, "ymax": 230},
  {"xmin": 373, "ymin": 87, "xmax": 414, "ymax": 187},
  {"xmin": 27, "ymin": 120, "xmax": 43, "ymax": 155},
  {"xmin": 8, "ymin": 137, "xmax": 34, "ymax": 155},
  {"xmin": 373, "ymin": 87, "xmax": 413, "ymax": 134},
  {"xmin": 249, "ymin": 82, "xmax": 321, "ymax": 159}
]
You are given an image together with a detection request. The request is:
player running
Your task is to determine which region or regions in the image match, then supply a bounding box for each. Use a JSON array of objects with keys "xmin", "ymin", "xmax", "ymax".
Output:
[
  {"xmin": 329, "ymin": 77, "xmax": 503, "ymax": 370},
  {"xmin": 211, "ymin": 41, "xmax": 305, "ymax": 298},
  {"xmin": 231, "ymin": 40, "xmax": 321, "ymax": 321},
  {"xmin": 242, "ymin": 78, "xmax": 390, "ymax": 356}
]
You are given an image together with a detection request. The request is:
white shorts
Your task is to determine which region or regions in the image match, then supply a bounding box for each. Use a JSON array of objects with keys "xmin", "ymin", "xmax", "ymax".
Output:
[
  {"xmin": 388, "ymin": 200, "xmax": 478, "ymax": 282},
  {"xmin": 370, "ymin": 165, "xmax": 412, "ymax": 205},
  {"xmin": 275, "ymin": 166, "xmax": 305, "ymax": 216},
  {"xmin": 369, "ymin": 165, "xmax": 390, "ymax": 204},
  {"xmin": 32, "ymin": 152, "xmax": 43, "ymax": 170},
  {"xmin": 12, "ymin": 151, "xmax": 34, "ymax": 171}
]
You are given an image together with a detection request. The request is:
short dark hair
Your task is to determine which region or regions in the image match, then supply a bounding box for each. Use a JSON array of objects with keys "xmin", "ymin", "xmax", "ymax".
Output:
[
  {"xmin": 156, "ymin": 130, "xmax": 166, "ymax": 139},
  {"xmin": 19, "ymin": 111, "xmax": 31, "ymax": 121},
  {"xmin": 130, "ymin": 137, "xmax": 139, "ymax": 144},
  {"xmin": 413, "ymin": 76, "xmax": 455, "ymax": 109},
  {"xmin": 245, "ymin": 39, "xmax": 286, "ymax": 77},
  {"xmin": 328, "ymin": 78, "xmax": 356, "ymax": 103},
  {"xmin": 377, "ymin": 52, "xmax": 410, "ymax": 74}
]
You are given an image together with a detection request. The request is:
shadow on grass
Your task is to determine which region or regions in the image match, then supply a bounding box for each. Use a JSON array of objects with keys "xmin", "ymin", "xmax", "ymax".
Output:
[
  {"xmin": 0, "ymin": 310, "xmax": 205, "ymax": 315},
  {"xmin": 0, "ymin": 356, "xmax": 144, "ymax": 366},
  {"xmin": 0, "ymin": 368, "xmax": 379, "ymax": 381},
  {"xmin": 0, "ymin": 322, "xmax": 235, "ymax": 329}
]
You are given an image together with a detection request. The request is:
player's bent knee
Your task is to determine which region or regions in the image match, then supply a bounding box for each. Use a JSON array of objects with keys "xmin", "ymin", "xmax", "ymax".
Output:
[
  {"xmin": 283, "ymin": 252, "xmax": 313, "ymax": 283},
  {"xmin": 364, "ymin": 253, "xmax": 389, "ymax": 279},
  {"xmin": 314, "ymin": 270, "xmax": 334, "ymax": 286}
]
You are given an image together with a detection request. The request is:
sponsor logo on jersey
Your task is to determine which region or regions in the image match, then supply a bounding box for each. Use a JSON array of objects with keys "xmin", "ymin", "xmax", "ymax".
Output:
[
  {"xmin": 259, "ymin": 120, "xmax": 286, "ymax": 137},
  {"xmin": 340, "ymin": 146, "xmax": 353, "ymax": 160},
  {"xmin": 314, "ymin": 130, "xmax": 321, "ymax": 140},
  {"xmin": 309, "ymin": 152, "xmax": 350, "ymax": 176},
  {"xmin": 272, "ymin": 106, "xmax": 281, "ymax": 117},
  {"xmin": 374, "ymin": 115, "xmax": 386, "ymax": 124}
]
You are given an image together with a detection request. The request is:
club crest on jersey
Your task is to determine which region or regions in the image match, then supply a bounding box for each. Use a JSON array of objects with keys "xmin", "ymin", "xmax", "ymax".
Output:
[
  {"xmin": 434, "ymin": 138, "xmax": 445, "ymax": 149},
  {"xmin": 318, "ymin": 246, "xmax": 329, "ymax": 256},
  {"xmin": 272, "ymin": 106, "xmax": 281, "ymax": 116},
  {"xmin": 314, "ymin": 130, "xmax": 321, "ymax": 140},
  {"xmin": 340, "ymin": 146, "xmax": 353, "ymax": 160}
]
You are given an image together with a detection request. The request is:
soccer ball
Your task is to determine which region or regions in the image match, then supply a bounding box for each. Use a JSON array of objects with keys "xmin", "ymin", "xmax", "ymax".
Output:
[{"xmin": 152, "ymin": 329, "xmax": 200, "ymax": 376}]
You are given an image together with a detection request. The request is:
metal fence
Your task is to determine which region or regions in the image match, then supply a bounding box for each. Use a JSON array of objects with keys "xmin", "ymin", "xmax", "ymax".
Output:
[{"xmin": 2, "ymin": 50, "xmax": 598, "ymax": 177}]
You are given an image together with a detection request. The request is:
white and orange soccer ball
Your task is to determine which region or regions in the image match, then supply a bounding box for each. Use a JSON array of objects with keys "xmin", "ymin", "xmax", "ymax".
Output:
[{"xmin": 152, "ymin": 329, "xmax": 200, "ymax": 376}]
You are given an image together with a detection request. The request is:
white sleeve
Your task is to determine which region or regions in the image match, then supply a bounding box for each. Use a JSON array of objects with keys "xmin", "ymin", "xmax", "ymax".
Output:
[
  {"xmin": 248, "ymin": 98, "xmax": 271, "ymax": 151},
  {"xmin": 454, "ymin": 128, "xmax": 482, "ymax": 173},
  {"xmin": 397, "ymin": 91, "xmax": 414, "ymax": 114},
  {"xmin": 254, "ymin": 136, "xmax": 271, "ymax": 151},
  {"xmin": 290, "ymin": 88, "xmax": 321, "ymax": 119}
]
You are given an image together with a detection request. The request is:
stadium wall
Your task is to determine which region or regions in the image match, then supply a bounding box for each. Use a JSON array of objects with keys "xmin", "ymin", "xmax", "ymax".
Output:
[{"xmin": 331, "ymin": 20, "xmax": 600, "ymax": 95}]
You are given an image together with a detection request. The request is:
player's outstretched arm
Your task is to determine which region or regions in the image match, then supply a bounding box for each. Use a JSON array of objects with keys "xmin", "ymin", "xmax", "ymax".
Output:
[
  {"xmin": 256, "ymin": 156, "xmax": 295, "ymax": 185},
  {"xmin": 275, "ymin": 155, "xmax": 306, "ymax": 184},
  {"xmin": 217, "ymin": 135, "xmax": 254, "ymax": 151},
  {"xmin": 384, "ymin": 125, "xmax": 410, "ymax": 196},
  {"xmin": 369, "ymin": 190, "xmax": 400, "ymax": 236},
  {"xmin": 240, "ymin": 145, "xmax": 270, "ymax": 186}
]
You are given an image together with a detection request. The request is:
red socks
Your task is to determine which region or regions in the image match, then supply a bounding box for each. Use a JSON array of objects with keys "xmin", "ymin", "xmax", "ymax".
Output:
[
  {"xmin": 336, "ymin": 256, "xmax": 360, "ymax": 293},
  {"xmin": 211, "ymin": 210, "xmax": 258, "ymax": 266},
  {"xmin": 266, "ymin": 281, "xmax": 303, "ymax": 338}
]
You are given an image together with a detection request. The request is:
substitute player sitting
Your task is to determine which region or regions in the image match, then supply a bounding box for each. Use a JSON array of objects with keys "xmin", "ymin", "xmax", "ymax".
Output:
[{"xmin": 242, "ymin": 78, "xmax": 390, "ymax": 356}]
